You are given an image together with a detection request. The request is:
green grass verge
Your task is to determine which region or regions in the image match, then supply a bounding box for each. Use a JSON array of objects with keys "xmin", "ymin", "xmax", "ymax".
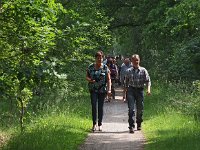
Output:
[
  {"xmin": 2, "ymin": 80, "xmax": 199, "ymax": 150},
  {"xmin": 1, "ymin": 84, "xmax": 92, "ymax": 150},
  {"xmin": 143, "ymin": 82, "xmax": 200, "ymax": 150},
  {"xmin": 2, "ymin": 114, "xmax": 91, "ymax": 150},
  {"xmin": 144, "ymin": 111, "xmax": 200, "ymax": 150}
]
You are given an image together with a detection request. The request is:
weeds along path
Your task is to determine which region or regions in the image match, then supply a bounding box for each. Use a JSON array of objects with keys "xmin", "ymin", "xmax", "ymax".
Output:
[{"xmin": 79, "ymin": 86, "xmax": 145, "ymax": 150}]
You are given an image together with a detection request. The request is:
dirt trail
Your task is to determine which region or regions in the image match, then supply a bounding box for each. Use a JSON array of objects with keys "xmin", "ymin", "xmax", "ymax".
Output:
[{"xmin": 79, "ymin": 87, "xmax": 146, "ymax": 150}]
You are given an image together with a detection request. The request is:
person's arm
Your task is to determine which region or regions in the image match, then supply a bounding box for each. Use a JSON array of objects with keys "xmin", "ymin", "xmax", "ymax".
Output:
[
  {"xmin": 107, "ymin": 71, "xmax": 112, "ymax": 94},
  {"xmin": 120, "ymin": 65, "xmax": 124, "ymax": 83},
  {"xmin": 86, "ymin": 69, "xmax": 95, "ymax": 83},
  {"xmin": 124, "ymin": 69, "xmax": 129, "ymax": 88},
  {"xmin": 145, "ymin": 69, "xmax": 151, "ymax": 95},
  {"xmin": 147, "ymin": 84, "xmax": 151, "ymax": 95},
  {"xmin": 115, "ymin": 65, "xmax": 119, "ymax": 80}
]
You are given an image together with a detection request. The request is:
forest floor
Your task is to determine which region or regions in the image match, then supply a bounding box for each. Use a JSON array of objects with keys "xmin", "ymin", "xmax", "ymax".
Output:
[{"xmin": 79, "ymin": 86, "xmax": 146, "ymax": 150}]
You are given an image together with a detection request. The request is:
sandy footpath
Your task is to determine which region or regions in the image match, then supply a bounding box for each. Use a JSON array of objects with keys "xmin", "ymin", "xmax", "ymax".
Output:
[{"xmin": 79, "ymin": 87, "xmax": 145, "ymax": 150}]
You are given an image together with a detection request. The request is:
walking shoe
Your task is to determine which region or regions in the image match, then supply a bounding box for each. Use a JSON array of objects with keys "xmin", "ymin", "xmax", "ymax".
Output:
[
  {"xmin": 91, "ymin": 125, "xmax": 96, "ymax": 132},
  {"xmin": 129, "ymin": 127, "xmax": 134, "ymax": 133},
  {"xmin": 123, "ymin": 96, "xmax": 127, "ymax": 103},
  {"xmin": 98, "ymin": 125, "xmax": 102, "ymax": 131},
  {"xmin": 137, "ymin": 123, "xmax": 141, "ymax": 130}
]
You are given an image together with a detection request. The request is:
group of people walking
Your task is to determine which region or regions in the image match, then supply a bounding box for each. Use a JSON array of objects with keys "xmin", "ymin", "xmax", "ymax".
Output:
[
  {"xmin": 86, "ymin": 50, "xmax": 151, "ymax": 133},
  {"xmin": 102, "ymin": 55, "xmax": 132, "ymax": 102}
]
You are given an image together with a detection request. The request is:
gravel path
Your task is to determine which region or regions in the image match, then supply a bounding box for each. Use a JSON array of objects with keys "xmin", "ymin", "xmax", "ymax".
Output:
[{"xmin": 79, "ymin": 87, "xmax": 146, "ymax": 150}]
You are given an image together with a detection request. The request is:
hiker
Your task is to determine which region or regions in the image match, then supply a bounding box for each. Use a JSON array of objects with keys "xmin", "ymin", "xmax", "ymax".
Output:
[
  {"xmin": 120, "ymin": 57, "xmax": 132, "ymax": 102},
  {"xmin": 116, "ymin": 55, "xmax": 123, "ymax": 85},
  {"xmin": 125, "ymin": 54, "xmax": 151, "ymax": 133},
  {"xmin": 106, "ymin": 57, "xmax": 118, "ymax": 101},
  {"xmin": 86, "ymin": 51, "xmax": 111, "ymax": 132}
]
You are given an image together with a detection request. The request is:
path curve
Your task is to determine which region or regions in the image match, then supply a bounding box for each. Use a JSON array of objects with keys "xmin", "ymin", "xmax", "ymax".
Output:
[{"xmin": 79, "ymin": 87, "xmax": 146, "ymax": 150}]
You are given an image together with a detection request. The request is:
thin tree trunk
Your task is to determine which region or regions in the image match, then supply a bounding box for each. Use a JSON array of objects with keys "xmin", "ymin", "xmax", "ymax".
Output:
[{"xmin": 19, "ymin": 98, "xmax": 24, "ymax": 132}]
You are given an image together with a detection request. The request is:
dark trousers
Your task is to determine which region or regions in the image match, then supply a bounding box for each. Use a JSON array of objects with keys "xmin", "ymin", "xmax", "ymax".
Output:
[
  {"xmin": 111, "ymin": 79, "xmax": 116, "ymax": 99},
  {"xmin": 90, "ymin": 91, "xmax": 106, "ymax": 126},
  {"xmin": 127, "ymin": 86, "xmax": 144, "ymax": 128}
]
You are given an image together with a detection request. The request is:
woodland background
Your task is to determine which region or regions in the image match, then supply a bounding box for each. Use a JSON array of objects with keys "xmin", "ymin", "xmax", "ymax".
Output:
[{"xmin": 0, "ymin": 0, "xmax": 200, "ymax": 149}]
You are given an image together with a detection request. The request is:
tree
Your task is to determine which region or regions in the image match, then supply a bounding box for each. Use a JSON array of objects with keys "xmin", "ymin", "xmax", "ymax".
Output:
[{"xmin": 0, "ymin": 0, "xmax": 64, "ymax": 131}]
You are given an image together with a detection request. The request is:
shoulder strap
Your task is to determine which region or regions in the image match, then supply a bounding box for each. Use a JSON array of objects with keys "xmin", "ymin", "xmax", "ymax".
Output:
[
  {"xmin": 88, "ymin": 63, "xmax": 95, "ymax": 72},
  {"xmin": 103, "ymin": 64, "xmax": 106, "ymax": 70}
]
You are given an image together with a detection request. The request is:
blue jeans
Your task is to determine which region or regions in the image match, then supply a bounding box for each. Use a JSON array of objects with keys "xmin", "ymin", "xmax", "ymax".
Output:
[
  {"xmin": 127, "ymin": 86, "xmax": 144, "ymax": 128},
  {"xmin": 90, "ymin": 92, "xmax": 106, "ymax": 126}
]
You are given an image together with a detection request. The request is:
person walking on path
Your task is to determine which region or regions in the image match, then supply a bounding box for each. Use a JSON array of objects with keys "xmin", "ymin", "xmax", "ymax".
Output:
[
  {"xmin": 86, "ymin": 51, "xmax": 112, "ymax": 132},
  {"xmin": 79, "ymin": 86, "xmax": 146, "ymax": 150},
  {"xmin": 116, "ymin": 55, "xmax": 123, "ymax": 85},
  {"xmin": 106, "ymin": 57, "xmax": 118, "ymax": 101},
  {"xmin": 120, "ymin": 57, "xmax": 132, "ymax": 102},
  {"xmin": 125, "ymin": 54, "xmax": 151, "ymax": 133}
]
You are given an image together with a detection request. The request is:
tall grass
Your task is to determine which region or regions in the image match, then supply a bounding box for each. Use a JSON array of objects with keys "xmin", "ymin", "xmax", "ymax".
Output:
[
  {"xmin": 0, "ymin": 60, "xmax": 93, "ymax": 150},
  {"xmin": 0, "ymin": 79, "xmax": 92, "ymax": 150},
  {"xmin": 1, "ymin": 76, "xmax": 199, "ymax": 150},
  {"xmin": 143, "ymin": 81, "xmax": 200, "ymax": 150},
  {"xmin": 3, "ymin": 114, "xmax": 91, "ymax": 150}
]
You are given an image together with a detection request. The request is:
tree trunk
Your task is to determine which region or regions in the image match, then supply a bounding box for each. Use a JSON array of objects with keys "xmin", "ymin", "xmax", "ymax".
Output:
[{"xmin": 19, "ymin": 98, "xmax": 24, "ymax": 132}]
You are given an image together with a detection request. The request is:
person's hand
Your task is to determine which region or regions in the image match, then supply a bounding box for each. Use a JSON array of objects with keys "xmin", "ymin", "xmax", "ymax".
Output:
[{"xmin": 89, "ymin": 79, "xmax": 96, "ymax": 83}]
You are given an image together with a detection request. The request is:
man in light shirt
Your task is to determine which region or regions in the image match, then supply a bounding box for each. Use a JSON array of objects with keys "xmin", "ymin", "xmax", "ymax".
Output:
[{"xmin": 125, "ymin": 54, "xmax": 151, "ymax": 133}]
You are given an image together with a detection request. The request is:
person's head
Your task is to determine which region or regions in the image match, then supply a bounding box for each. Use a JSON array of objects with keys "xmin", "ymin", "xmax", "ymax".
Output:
[
  {"xmin": 131, "ymin": 54, "xmax": 140, "ymax": 68},
  {"xmin": 113, "ymin": 58, "xmax": 116, "ymax": 64},
  {"xmin": 106, "ymin": 57, "xmax": 113, "ymax": 66},
  {"xmin": 124, "ymin": 58, "xmax": 130, "ymax": 66},
  {"xmin": 95, "ymin": 51, "xmax": 104, "ymax": 64}
]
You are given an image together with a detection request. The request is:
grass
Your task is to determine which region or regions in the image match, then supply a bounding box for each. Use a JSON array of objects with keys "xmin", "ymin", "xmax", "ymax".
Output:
[
  {"xmin": 0, "ymin": 82, "xmax": 92, "ymax": 150},
  {"xmin": 1, "ymin": 80, "xmax": 200, "ymax": 150},
  {"xmin": 2, "ymin": 114, "xmax": 91, "ymax": 150},
  {"xmin": 143, "ymin": 81, "xmax": 200, "ymax": 150},
  {"xmin": 144, "ymin": 111, "xmax": 200, "ymax": 150}
]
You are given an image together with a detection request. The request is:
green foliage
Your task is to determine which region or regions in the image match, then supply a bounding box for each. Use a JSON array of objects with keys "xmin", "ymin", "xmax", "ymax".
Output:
[
  {"xmin": 104, "ymin": 0, "xmax": 200, "ymax": 81},
  {"xmin": 0, "ymin": 0, "xmax": 112, "ymax": 131},
  {"xmin": 146, "ymin": 81, "xmax": 200, "ymax": 120},
  {"xmin": 1, "ymin": 64, "xmax": 91, "ymax": 149},
  {"xmin": 142, "ymin": 0, "xmax": 200, "ymax": 80},
  {"xmin": 17, "ymin": 88, "xmax": 32, "ymax": 108},
  {"xmin": 1, "ymin": 0, "xmax": 200, "ymax": 148},
  {"xmin": 0, "ymin": 0, "xmax": 65, "ymax": 131},
  {"xmin": 55, "ymin": 0, "xmax": 112, "ymax": 59}
]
